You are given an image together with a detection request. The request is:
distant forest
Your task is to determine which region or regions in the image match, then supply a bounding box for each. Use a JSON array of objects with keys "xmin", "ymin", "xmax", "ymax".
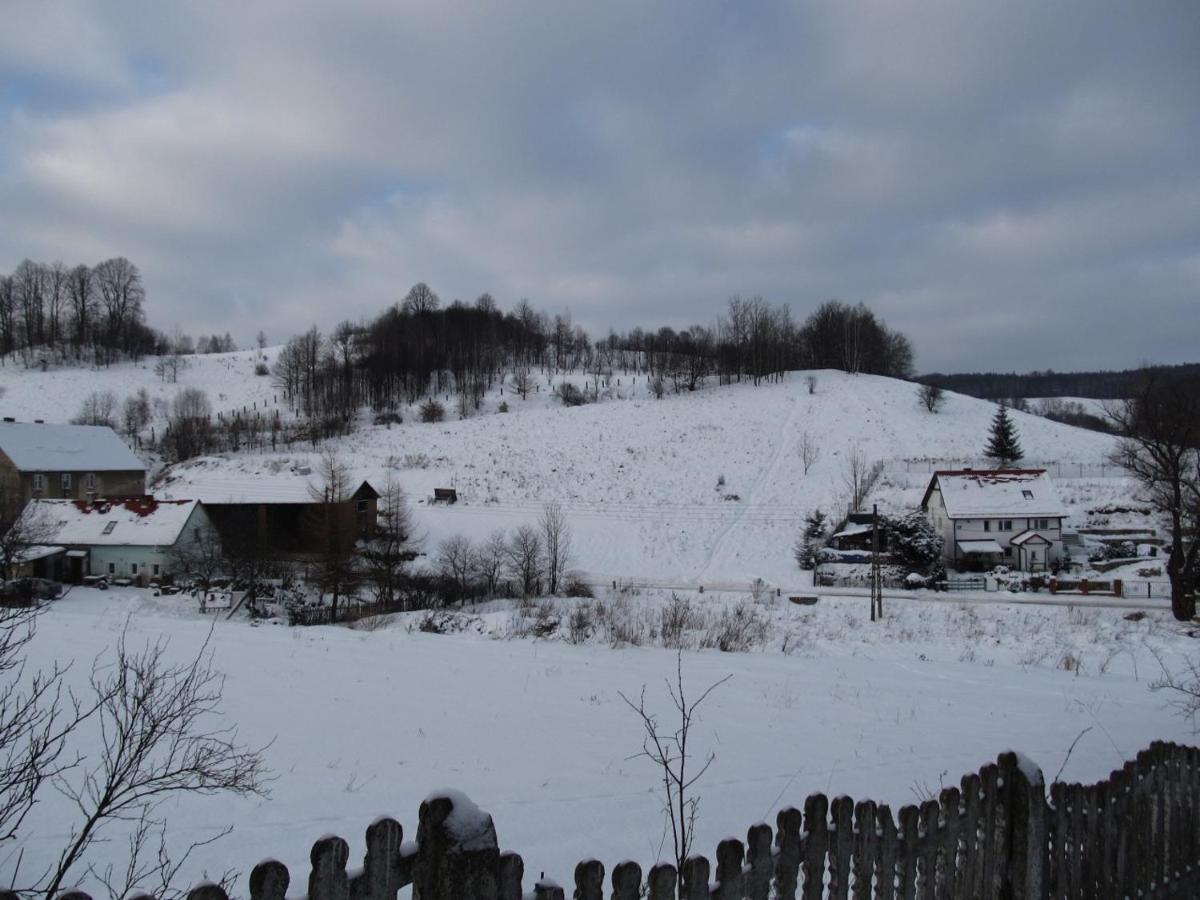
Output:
[{"xmin": 917, "ymin": 363, "xmax": 1200, "ymax": 401}]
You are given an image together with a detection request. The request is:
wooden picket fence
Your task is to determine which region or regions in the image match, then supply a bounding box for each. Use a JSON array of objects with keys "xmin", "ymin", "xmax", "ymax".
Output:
[{"xmin": 15, "ymin": 741, "xmax": 1200, "ymax": 900}]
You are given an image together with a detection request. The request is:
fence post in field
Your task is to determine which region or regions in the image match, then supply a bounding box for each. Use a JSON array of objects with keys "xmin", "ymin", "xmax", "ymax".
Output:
[
  {"xmin": 1002, "ymin": 752, "xmax": 1047, "ymax": 900},
  {"xmin": 413, "ymin": 793, "xmax": 500, "ymax": 900}
]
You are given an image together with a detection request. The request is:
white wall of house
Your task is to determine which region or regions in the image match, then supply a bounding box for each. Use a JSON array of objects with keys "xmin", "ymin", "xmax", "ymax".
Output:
[
  {"xmin": 85, "ymin": 505, "xmax": 220, "ymax": 581},
  {"xmin": 925, "ymin": 491, "xmax": 1064, "ymax": 570}
]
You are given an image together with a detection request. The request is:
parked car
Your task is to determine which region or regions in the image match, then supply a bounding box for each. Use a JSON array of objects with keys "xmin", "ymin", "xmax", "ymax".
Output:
[{"xmin": 1, "ymin": 578, "xmax": 64, "ymax": 602}]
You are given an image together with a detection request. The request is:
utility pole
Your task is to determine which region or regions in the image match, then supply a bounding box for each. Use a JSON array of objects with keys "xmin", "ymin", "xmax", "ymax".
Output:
[{"xmin": 870, "ymin": 503, "xmax": 883, "ymax": 621}]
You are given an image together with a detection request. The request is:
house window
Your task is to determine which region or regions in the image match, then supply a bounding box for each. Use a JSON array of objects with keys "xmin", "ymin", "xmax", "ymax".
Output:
[
  {"xmin": 131, "ymin": 563, "xmax": 138, "ymax": 575},
  {"xmin": 152, "ymin": 564, "xmax": 160, "ymax": 576},
  {"xmin": 102, "ymin": 521, "xmax": 117, "ymax": 535},
  {"xmin": 357, "ymin": 499, "xmax": 368, "ymax": 513},
  {"xmin": 86, "ymin": 473, "xmax": 97, "ymax": 490},
  {"xmin": 32, "ymin": 473, "xmax": 45, "ymax": 495},
  {"xmin": 1001, "ymin": 520, "xmax": 1013, "ymax": 531},
  {"xmin": 1037, "ymin": 518, "xmax": 1049, "ymax": 530},
  {"xmin": 61, "ymin": 473, "xmax": 73, "ymax": 493},
  {"xmin": 983, "ymin": 521, "xmax": 991, "ymax": 532},
  {"xmin": 1022, "ymin": 490, "xmax": 1034, "ymax": 500},
  {"xmin": 1004, "ymin": 546, "xmax": 1012, "ymax": 556},
  {"xmin": 108, "ymin": 562, "xmax": 115, "ymax": 574}
]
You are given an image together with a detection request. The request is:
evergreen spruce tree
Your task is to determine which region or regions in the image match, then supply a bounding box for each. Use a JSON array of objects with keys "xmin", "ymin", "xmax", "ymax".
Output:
[
  {"xmin": 793, "ymin": 508, "xmax": 829, "ymax": 570},
  {"xmin": 984, "ymin": 402, "xmax": 1024, "ymax": 466}
]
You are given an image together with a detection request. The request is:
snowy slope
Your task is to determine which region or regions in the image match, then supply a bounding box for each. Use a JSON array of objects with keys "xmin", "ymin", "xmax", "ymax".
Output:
[
  {"xmin": 156, "ymin": 371, "xmax": 1120, "ymax": 586},
  {"xmin": 2, "ymin": 357, "xmax": 1126, "ymax": 585},
  {"xmin": 0, "ymin": 349, "xmax": 280, "ymax": 425}
]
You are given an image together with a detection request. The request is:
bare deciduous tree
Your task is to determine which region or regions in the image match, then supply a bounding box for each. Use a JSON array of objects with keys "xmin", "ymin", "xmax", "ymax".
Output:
[
  {"xmin": 843, "ymin": 445, "xmax": 883, "ymax": 512},
  {"xmin": 477, "ymin": 529, "xmax": 509, "ymax": 598},
  {"xmin": 508, "ymin": 525, "xmax": 542, "ymax": 597},
  {"xmin": 38, "ymin": 631, "xmax": 270, "ymax": 899},
  {"xmin": 797, "ymin": 431, "xmax": 821, "ymax": 476},
  {"xmin": 919, "ymin": 382, "xmax": 945, "ymax": 413},
  {"xmin": 619, "ymin": 653, "xmax": 731, "ymax": 881},
  {"xmin": 307, "ymin": 449, "xmax": 358, "ymax": 620},
  {"xmin": 1, "ymin": 490, "xmax": 57, "ymax": 581},
  {"xmin": 1106, "ymin": 374, "xmax": 1200, "ymax": 620},
  {"xmin": 437, "ymin": 535, "xmax": 477, "ymax": 601},
  {"xmin": 540, "ymin": 502, "xmax": 572, "ymax": 595},
  {"xmin": 73, "ymin": 390, "xmax": 119, "ymax": 428}
]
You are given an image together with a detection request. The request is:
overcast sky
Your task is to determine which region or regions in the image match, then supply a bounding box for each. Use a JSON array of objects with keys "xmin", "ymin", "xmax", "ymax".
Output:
[{"xmin": 1, "ymin": 2, "xmax": 1197, "ymax": 373}]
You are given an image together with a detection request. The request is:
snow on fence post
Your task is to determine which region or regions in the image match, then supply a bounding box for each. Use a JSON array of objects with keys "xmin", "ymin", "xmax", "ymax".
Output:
[
  {"xmin": 1001, "ymin": 751, "xmax": 1046, "ymax": 900},
  {"xmin": 646, "ymin": 863, "xmax": 676, "ymax": 900},
  {"xmin": 572, "ymin": 859, "xmax": 603, "ymax": 900},
  {"xmin": 412, "ymin": 792, "xmax": 500, "ymax": 900},
  {"xmin": 249, "ymin": 859, "xmax": 290, "ymax": 900},
  {"xmin": 773, "ymin": 806, "xmax": 803, "ymax": 900},
  {"xmin": 744, "ymin": 823, "xmax": 773, "ymax": 900},
  {"xmin": 609, "ymin": 860, "xmax": 641, "ymax": 900}
]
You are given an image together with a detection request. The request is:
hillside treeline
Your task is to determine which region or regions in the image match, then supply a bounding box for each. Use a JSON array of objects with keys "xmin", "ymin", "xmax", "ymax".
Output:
[
  {"xmin": 271, "ymin": 286, "xmax": 915, "ymax": 420},
  {"xmin": 919, "ymin": 363, "xmax": 1200, "ymax": 401},
  {"xmin": 0, "ymin": 257, "xmax": 162, "ymax": 364}
]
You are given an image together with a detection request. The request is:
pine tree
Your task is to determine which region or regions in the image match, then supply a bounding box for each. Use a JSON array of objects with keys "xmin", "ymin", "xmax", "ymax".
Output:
[
  {"xmin": 793, "ymin": 508, "xmax": 829, "ymax": 570},
  {"xmin": 984, "ymin": 402, "xmax": 1024, "ymax": 466}
]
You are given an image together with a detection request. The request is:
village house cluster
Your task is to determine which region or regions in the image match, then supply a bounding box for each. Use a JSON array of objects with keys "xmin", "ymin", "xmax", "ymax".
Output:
[{"xmin": 1, "ymin": 420, "xmax": 377, "ymax": 585}]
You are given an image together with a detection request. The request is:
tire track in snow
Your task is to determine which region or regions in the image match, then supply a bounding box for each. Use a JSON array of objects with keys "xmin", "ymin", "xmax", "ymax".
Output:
[{"xmin": 698, "ymin": 390, "xmax": 800, "ymax": 579}]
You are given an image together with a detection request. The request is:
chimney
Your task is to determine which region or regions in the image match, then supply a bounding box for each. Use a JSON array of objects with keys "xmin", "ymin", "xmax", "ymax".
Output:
[
  {"xmin": 2, "ymin": 417, "xmax": 14, "ymax": 423},
  {"xmin": 34, "ymin": 419, "xmax": 44, "ymax": 424}
]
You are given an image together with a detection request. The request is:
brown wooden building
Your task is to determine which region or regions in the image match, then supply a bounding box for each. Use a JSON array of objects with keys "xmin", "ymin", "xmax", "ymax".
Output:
[{"xmin": 154, "ymin": 465, "xmax": 378, "ymax": 556}]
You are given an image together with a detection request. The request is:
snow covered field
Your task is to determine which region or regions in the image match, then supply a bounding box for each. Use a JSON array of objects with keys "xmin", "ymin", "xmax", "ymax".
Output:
[{"xmin": 14, "ymin": 586, "xmax": 1197, "ymax": 893}]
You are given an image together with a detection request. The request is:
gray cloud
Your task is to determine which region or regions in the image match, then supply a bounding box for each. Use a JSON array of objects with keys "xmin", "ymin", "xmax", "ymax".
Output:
[{"xmin": 1, "ymin": 0, "xmax": 1196, "ymax": 372}]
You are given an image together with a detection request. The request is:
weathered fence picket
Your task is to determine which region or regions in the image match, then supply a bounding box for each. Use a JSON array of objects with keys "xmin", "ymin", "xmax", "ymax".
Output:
[{"xmin": 36, "ymin": 741, "xmax": 1200, "ymax": 900}]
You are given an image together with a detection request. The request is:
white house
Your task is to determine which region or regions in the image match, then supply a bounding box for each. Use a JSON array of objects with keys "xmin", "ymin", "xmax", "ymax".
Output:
[
  {"xmin": 15, "ymin": 497, "xmax": 216, "ymax": 584},
  {"xmin": 920, "ymin": 469, "xmax": 1067, "ymax": 572}
]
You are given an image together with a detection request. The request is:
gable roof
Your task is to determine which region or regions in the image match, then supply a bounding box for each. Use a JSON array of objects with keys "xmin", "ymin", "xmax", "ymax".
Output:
[
  {"xmin": 920, "ymin": 468, "xmax": 1066, "ymax": 519},
  {"xmin": 155, "ymin": 460, "xmax": 377, "ymax": 505},
  {"xmin": 18, "ymin": 498, "xmax": 201, "ymax": 548},
  {"xmin": 0, "ymin": 422, "xmax": 144, "ymax": 473}
]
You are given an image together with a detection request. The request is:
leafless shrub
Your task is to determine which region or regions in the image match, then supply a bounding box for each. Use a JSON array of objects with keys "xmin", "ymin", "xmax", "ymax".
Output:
[
  {"xmin": 660, "ymin": 594, "xmax": 704, "ymax": 650},
  {"xmin": 619, "ymin": 653, "xmax": 731, "ymax": 877},
  {"xmin": 700, "ymin": 601, "xmax": 772, "ymax": 653}
]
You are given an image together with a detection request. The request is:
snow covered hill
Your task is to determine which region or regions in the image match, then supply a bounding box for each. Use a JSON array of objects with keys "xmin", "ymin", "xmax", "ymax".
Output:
[{"xmin": 145, "ymin": 369, "xmax": 1122, "ymax": 586}]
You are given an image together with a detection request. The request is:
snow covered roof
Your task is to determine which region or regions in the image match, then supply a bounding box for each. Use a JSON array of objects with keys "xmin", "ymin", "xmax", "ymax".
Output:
[
  {"xmin": 832, "ymin": 522, "xmax": 873, "ymax": 539},
  {"xmin": 1010, "ymin": 529, "xmax": 1052, "ymax": 546},
  {"xmin": 957, "ymin": 539, "xmax": 1003, "ymax": 554},
  {"xmin": 156, "ymin": 460, "xmax": 377, "ymax": 505},
  {"xmin": 19, "ymin": 499, "xmax": 201, "ymax": 548},
  {"xmin": 922, "ymin": 469, "xmax": 1066, "ymax": 519},
  {"xmin": 0, "ymin": 422, "xmax": 144, "ymax": 472}
]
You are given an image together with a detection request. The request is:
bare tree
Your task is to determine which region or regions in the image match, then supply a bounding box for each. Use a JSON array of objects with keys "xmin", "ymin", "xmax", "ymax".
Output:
[
  {"xmin": 1, "ymin": 489, "xmax": 57, "ymax": 581},
  {"xmin": 843, "ymin": 445, "xmax": 883, "ymax": 512},
  {"xmin": 619, "ymin": 653, "xmax": 731, "ymax": 880},
  {"xmin": 307, "ymin": 449, "xmax": 358, "ymax": 620},
  {"xmin": 797, "ymin": 431, "xmax": 821, "ymax": 475},
  {"xmin": 540, "ymin": 502, "xmax": 572, "ymax": 595},
  {"xmin": 122, "ymin": 389, "xmax": 152, "ymax": 440},
  {"xmin": 38, "ymin": 631, "xmax": 270, "ymax": 899},
  {"xmin": 919, "ymin": 382, "xmax": 945, "ymax": 413},
  {"xmin": 1106, "ymin": 373, "xmax": 1200, "ymax": 620},
  {"xmin": 477, "ymin": 529, "xmax": 509, "ymax": 598},
  {"xmin": 401, "ymin": 282, "xmax": 440, "ymax": 315},
  {"xmin": 507, "ymin": 525, "xmax": 542, "ymax": 597},
  {"xmin": 511, "ymin": 369, "xmax": 533, "ymax": 401},
  {"xmin": 805, "ymin": 374, "xmax": 817, "ymax": 395},
  {"xmin": 167, "ymin": 524, "xmax": 226, "ymax": 588},
  {"xmin": 437, "ymin": 535, "xmax": 477, "ymax": 602},
  {"xmin": 73, "ymin": 390, "xmax": 118, "ymax": 428}
]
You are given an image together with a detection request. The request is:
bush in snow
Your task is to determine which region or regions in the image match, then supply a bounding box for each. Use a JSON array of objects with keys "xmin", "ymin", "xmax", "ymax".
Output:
[
  {"xmin": 556, "ymin": 382, "xmax": 588, "ymax": 406},
  {"xmin": 420, "ymin": 399, "xmax": 445, "ymax": 422}
]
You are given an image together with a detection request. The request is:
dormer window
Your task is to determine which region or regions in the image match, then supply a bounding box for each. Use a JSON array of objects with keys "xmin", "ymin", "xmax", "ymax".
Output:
[
  {"xmin": 1022, "ymin": 490, "xmax": 1034, "ymax": 499},
  {"xmin": 102, "ymin": 521, "xmax": 117, "ymax": 535}
]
